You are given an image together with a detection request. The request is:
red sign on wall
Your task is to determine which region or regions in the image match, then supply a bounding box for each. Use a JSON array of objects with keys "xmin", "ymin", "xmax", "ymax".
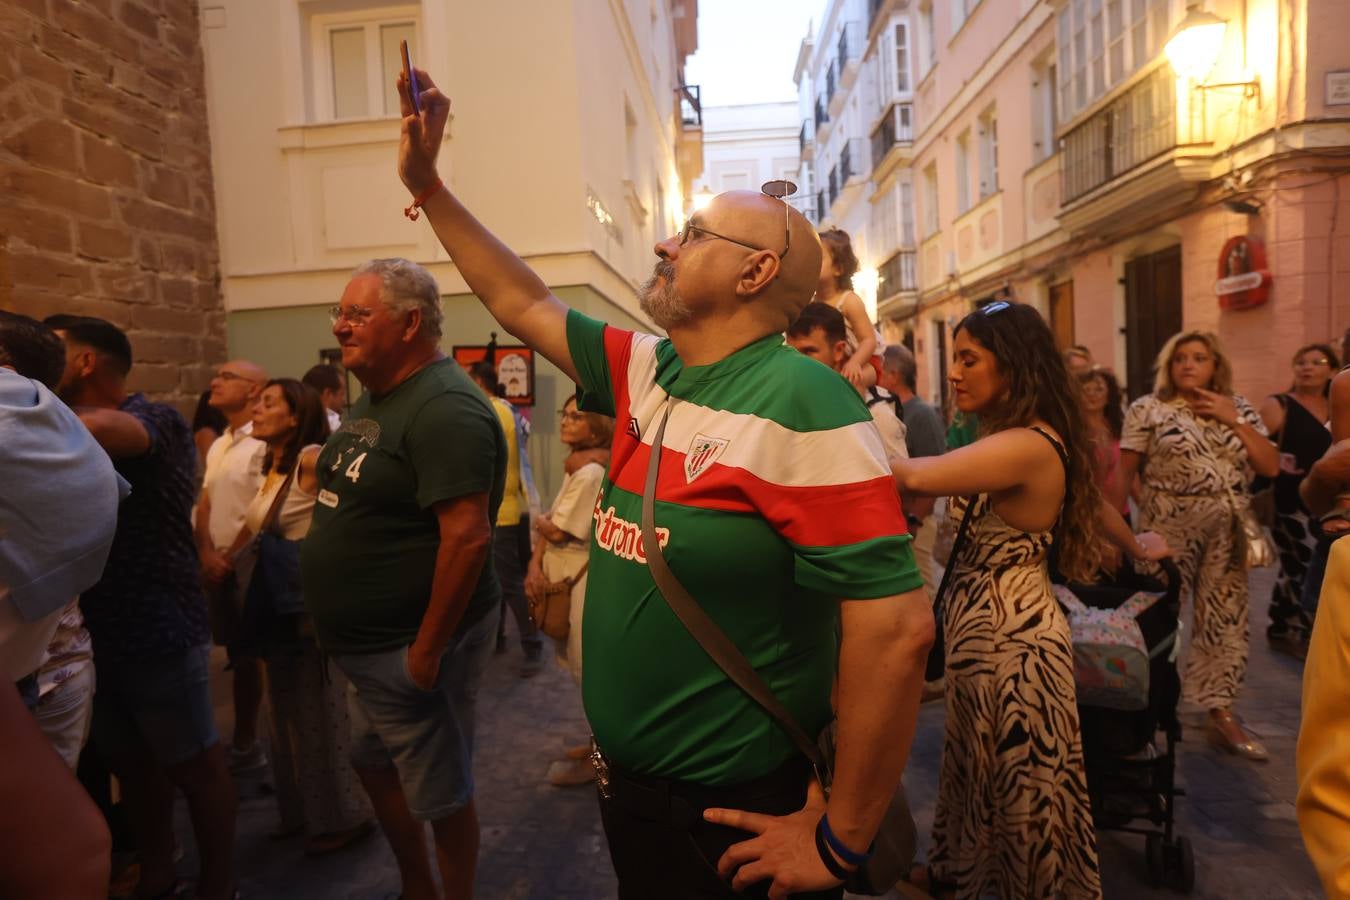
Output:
[{"xmin": 1215, "ymin": 235, "xmax": 1272, "ymax": 310}]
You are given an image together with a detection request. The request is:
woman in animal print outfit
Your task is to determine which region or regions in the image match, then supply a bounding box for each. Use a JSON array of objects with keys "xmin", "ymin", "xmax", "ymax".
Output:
[
  {"xmin": 1118, "ymin": 331, "xmax": 1280, "ymax": 760},
  {"xmin": 893, "ymin": 302, "xmax": 1167, "ymax": 899}
]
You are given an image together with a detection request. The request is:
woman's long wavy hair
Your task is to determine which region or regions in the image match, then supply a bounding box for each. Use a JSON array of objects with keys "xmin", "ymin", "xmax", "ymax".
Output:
[
  {"xmin": 260, "ymin": 378, "xmax": 331, "ymax": 476},
  {"xmin": 955, "ymin": 303, "xmax": 1105, "ymax": 582}
]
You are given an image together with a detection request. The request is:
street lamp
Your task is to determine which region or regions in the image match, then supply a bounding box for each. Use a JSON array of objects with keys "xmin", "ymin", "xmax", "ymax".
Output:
[
  {"xmin": 1164, "ymin": 7, "xmax": 1226, "ymax": 82},
  {"xmin": 1164, "ymin": 5, "xmax": 1260, "ymax": 98}
]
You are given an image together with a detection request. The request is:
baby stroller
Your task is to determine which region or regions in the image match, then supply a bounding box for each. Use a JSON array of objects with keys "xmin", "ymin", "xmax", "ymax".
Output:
[{"xmin": 1053, "ymin": 560, "xmax": 1193, "ymax": 893}]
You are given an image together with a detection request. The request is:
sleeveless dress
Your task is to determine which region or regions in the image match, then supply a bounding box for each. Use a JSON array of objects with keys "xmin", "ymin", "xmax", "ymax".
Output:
[
  {"xmin": 1262, "ymin": 396, "xmax": 1332, "ymax": 641},
  {"xmin": 929, "ymin": 432, "xmax": 1102, "ymax": 899}
]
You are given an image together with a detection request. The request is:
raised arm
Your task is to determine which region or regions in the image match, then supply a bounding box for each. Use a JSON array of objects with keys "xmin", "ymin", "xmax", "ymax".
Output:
[
  {"xmin": 396, "ymin": 69, "xmax": 578, "ymax": 383},
  {"xmin": 76, "ymin": 408, "xmax": 149, "ymax": 459},
  {"xmin": 892, "ymin": 428, "xmax": 1052, "ymax": 498}
]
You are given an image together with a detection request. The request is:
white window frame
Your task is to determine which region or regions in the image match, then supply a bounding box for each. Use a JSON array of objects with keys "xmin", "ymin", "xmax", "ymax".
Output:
[
  {"xmin": 918, "ymin": 2, "xmax": 936, "ymax": 77},
  {"xmin": 955, "ymin": 130, "xmax": 972, "ymax": 215},
  {"xmin": 977, "ymin": 108, "xmax": 998, "ymax": 199},
  {"xmin": 899, "ymin": 181, "xmax": 915, "ymax": 246},
  {"xmin": 1055, "ymin": 0, "xmax": 1177, "ymax": 121},
  {"xmin": 1032, "ymin": 57, "xmax": 1059, "ymax": 163},
  {"xmin": 309, "ymin": 6, "xmax": 420, "ymax": 123},
  {"xmin": 922, "ymin": 163, "xmax": 939, "ymax": 236},
  {"xmin": 952, "ymin": 0, "xmax": 980, "ymax": 34},
  {"xmin": 894, "ymin": 22, "xmax": 910, "ymax": 93}
]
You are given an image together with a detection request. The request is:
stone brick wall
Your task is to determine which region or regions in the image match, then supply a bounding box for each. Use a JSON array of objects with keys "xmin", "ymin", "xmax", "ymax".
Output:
[{"xmin": 0, "ymin": 0, "xmax": 225, "ymax": 412}]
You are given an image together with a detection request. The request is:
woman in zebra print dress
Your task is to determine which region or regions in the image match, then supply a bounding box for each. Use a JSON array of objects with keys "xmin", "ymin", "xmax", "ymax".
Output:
[
  {"xmin": 893, "ymin": 302, "xmax": 1167, "ymax": 899},
  {"xmin": 1117, "ymin": 331, "xmax": 1280, "ymax": 760}
]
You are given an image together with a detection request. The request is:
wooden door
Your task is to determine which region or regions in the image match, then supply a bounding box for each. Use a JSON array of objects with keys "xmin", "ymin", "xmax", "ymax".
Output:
[
  {"xmin": 1124, "ymin": 245, "xmax": 1182, "ymax": 399},
  {"xmin": 1049, "ymin": 281, "xmax": 1075, "ymax": 350}
]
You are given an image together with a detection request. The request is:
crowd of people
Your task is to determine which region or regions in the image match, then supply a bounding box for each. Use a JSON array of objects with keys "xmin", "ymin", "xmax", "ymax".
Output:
[{"xmin": 5, "ymin": 58, "xmax": 1350, "ymax": 900}]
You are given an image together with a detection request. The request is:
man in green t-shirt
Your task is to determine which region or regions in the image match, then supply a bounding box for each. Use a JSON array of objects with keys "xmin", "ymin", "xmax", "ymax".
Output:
[
  {"xmin": 300, "ymin": 258, "xmax": 505, "ymax": 900},
  {"xmin": 392, "ymin": 70, "xmax": 933, "ymax": 899}
]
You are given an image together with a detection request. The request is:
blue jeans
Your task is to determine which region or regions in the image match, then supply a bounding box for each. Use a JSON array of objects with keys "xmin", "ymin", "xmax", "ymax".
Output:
[
  {"xmin": 333, "ymin": 611, "xmax": 495, "ymax": 821},
  {"xmin": 91, "ymin": 644, "xmax": 219, "ymax": 767}
]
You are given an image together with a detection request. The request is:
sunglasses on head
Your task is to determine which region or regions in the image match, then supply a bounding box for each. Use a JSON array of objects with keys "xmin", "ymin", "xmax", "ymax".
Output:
[{"xmin": 980, "ymin": 300, "xmax": 1012, "ymax": 315}]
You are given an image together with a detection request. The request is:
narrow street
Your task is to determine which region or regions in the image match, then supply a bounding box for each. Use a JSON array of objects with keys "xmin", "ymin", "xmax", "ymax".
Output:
[{"xmin": 184, "ymin": 567, "xmax": 1320, "ymax": 899}]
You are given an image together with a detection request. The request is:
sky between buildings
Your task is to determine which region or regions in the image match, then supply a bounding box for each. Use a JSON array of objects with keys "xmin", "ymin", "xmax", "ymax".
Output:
[{"xmin": 683, "ymin": 0, "xmax": 822, "ymax": 107}]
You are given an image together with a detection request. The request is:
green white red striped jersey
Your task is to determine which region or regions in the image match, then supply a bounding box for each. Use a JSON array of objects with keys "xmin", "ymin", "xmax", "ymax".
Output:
[{"xmin": 567, "ymin": 309, "xmax": 922, "ymax": 785}]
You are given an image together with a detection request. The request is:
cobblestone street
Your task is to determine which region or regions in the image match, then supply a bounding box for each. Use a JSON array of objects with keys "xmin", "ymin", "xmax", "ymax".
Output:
[{"xmin": 181, "ymin": 568, "xmax": 1321, "ymax": 899}]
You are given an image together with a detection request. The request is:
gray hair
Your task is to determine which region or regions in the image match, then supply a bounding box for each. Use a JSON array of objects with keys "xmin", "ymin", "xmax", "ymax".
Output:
[
  {"xmin": 353, "ymin": 258, "xmax": 443, "ymax": 339},
  {"xmin": 882, "ymin": 343, "xmax": 917, "ymax": 391}
]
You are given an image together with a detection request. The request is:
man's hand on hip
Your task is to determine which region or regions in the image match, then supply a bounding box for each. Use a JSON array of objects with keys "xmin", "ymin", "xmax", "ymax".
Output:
[{"xmin": 704, "ymin": 779, "xmax": 846, "ymax": 899}]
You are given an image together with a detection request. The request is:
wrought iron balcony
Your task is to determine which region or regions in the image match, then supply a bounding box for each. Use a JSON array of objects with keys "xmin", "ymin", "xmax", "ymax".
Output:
[
  {"xmin": 870, "ymin": 102, "xmax": 914, "ymax": 174},
  {"xmin": 800, "ymin": 120, "xmax": 812, "ymax": 155},
  {"xmin": 837, "ymin": 21, "xmax": 860, "ymax": 67},
  {"xmin": 839, "ymin": 138, "xmax": 866, "ymax": 185},
  {"xmin": 816, "ymin": 189, "xmax": 826, "ymax": 222},
  {"xmin": 814, "ymin": 97, "xmax": 829, "ymax": 134},
  {"xmin": 827, "ymin": 165, "xmax": 839, "ymax": 208},
  {"xmin": 677, "ymin": 84, "xmax": 702, "ymax": 127},
  {"xmin": 1060, "ymin": 65, "xmax": 1176, "ymax": 204},
  {"xmin": 878, "ymin": 249, "xmax": 917, "ymax": 298}
]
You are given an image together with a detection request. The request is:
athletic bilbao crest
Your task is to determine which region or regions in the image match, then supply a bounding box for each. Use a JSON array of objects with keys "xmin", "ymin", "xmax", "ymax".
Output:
[{"xmin": 684, "ymin": 433, "xmax": 729, "ymax": 483}]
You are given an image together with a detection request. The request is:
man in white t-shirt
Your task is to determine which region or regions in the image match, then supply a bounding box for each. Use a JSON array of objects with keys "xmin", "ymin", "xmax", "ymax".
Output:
[
  {"xmin": 195, "ymin": 359, "xmax": 268, "ymax": 772},
  {"xmin": 786, "ymin": 303, "xmax": 909, "ymax": 463}
]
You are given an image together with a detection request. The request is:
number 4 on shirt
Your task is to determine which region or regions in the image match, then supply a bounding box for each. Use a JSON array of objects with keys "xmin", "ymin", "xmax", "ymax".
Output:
[{"xmin": 345, "ymin": 452, "xmax": 368, "ymax": 484}]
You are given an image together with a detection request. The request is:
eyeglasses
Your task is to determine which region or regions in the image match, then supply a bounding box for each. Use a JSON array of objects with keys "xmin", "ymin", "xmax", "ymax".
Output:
[
  {"xmin": 675, "ymin": 180, "xmax": 797, "ymax": 260},
  {"xmin": 328, "ymin": 305, "xmax": 375, "ymax": 327},
  {"xmin": 980, "ymin": 300, "xmax": 1012, "ymax": 315}
]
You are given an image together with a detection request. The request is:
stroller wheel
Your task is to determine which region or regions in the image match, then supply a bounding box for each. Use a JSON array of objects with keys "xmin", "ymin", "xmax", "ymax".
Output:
[
  {"xmin": 1167, "ymin": 836, "xmax": 1195, "ymax": 893},
  {"xmin": 1144, "ymin": 834, "xmax": 1164, "ymax": 887}
]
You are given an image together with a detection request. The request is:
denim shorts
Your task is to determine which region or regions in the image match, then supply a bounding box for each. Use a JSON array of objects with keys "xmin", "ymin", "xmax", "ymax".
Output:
[
  {"xmin": 333, "ymin": 610, "xmax": 495, "ymax": 821},
  {"xmin": 91, "ymin": 644, "xmax": 219, "ymax": 768}
]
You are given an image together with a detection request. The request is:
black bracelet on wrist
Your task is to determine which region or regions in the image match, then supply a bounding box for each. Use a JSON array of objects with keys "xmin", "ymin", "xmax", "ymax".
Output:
[{"xmin": 813, "ymin": 816, "xmax": 852, "ymax": 881}]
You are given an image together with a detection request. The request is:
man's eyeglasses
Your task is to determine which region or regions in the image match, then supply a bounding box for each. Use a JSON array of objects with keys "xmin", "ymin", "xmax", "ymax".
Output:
[{"xmin": 329, "ymin": 305, "xmax": 376, "ymax": 327}]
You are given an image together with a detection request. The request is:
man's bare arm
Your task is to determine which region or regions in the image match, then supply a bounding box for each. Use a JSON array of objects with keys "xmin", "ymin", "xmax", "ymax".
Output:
[
  {"xmin": 76, "ymin": 408, "xmax": 149, "ymax": 459},
  {"xmin": 397, "ymin": 69, "xmax": 578, "ymax": 383},
  {"xmin": 406, "ymin": 492, "xmax": 494, "ymax": 689}
]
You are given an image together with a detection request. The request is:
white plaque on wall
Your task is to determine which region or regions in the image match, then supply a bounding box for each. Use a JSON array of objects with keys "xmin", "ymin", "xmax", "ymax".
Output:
[{"xmin": 1327, "ymin": 71, "xmax": 1350, "ymax": 106}]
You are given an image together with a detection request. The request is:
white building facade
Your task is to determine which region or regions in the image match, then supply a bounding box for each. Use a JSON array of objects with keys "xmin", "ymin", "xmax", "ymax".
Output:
[
  {"xmin": 795, "ymin": 0, "xmax": 919, "ymax": 322},
  {"xmin": 199, "ymin": 0, "xmax": 702, "ymax": 497},
  {"xmin": 693, "ymin": 102, "xmax": 800, "ymax": 199}
]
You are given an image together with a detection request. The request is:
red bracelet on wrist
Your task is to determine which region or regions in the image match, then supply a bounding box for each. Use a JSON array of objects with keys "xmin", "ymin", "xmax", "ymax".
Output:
[{"xmin": 404, "ymin": 179, "xmax": 444, "ymax": 221}]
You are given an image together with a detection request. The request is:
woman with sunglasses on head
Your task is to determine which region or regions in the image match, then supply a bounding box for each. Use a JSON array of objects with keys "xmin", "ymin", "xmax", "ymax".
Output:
[
  {"xmin": 892, "ymin": 301, "xmax": 1166, "ymax": 900},
  {"xmin": 524, "ymin": 394, "xmax": 613, "ymax": 786},
  {"xmin": 1257, "ymin": 344, "xmax": 1340, "ymax": 658},
  {"xmin": 240, "ymin": 378, "xmax": 373, "ymax": 854},
  {"xmin": 1116, "ymin": 331, "xmax": 1280, "ymax": 760}
]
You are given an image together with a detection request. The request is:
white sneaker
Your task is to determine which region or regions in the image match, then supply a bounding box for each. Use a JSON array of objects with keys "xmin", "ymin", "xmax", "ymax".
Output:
[{"xmin": 229, "ymin": 742, "xmax": 268, "ymax": 773}]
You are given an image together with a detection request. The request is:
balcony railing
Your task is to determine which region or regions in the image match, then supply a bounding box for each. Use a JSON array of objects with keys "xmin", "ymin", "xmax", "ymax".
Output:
[
  {"xmin": 814, "ymin": 97, "xmax": 829, "ymax": 133},
  {"xmin": 790, "ymin": 194, "xmax": 819, "ymax": 223},
  {"xmin": 816, "ymin": 189, "xmax": 826, "ymax": 222},
  {"xmin": 825, "ymin": 66, "xmax": 837, "ymax": 104},
  {"xmin": 827, "ymin": 165, "xmax": 839, "ymax": 208},
  {"xmin": 837, "ymin": 21, "xmax": 860, "ymax": 67},
  {"xmin": 868, "ymin": 0, "xmax": 886, "ymax": 30},
  {"xmin": 799, "ymin": 120, "xmax": 812, "ymax": 154},
  {"xmin": 870, "ymin": 102, "xmax": 913, "ymax": 172},
  {"xmin": 677, "ymin": 84, "xmax": 702, "ymax": 127},
  {"xmin": 840, "ymin": 138, "xmax": 866, "ymax": 185},
  {"xmin": 878, "ymin": 249, "xmax": 917, "ymax": 297},
  {"xmin": 1060, "ymin": 65, "xmax": 1175, "ymax": 204}
]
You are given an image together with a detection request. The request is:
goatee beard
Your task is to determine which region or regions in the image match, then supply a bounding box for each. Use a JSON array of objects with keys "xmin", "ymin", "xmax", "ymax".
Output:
[{"xmin": 638, "ymin": 261, "xmax": 692, "ymax": 329}]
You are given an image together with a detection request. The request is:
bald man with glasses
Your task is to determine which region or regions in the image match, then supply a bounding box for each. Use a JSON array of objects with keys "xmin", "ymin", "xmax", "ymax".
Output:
[{"xmin": 394, "ymin": 69, "xmax": 933, "ymax": 899}]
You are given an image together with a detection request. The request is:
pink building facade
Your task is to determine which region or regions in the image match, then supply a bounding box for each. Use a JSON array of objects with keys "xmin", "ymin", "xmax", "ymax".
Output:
[{"xmin": 883, "ymin": 0, "xmax": 1350, "ymax": 409}]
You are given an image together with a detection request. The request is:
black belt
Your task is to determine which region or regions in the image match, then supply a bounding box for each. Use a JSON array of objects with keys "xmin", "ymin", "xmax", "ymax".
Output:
[{"xmin": 594, "ymin": 747, "xmax": 811, "ymax": 829}]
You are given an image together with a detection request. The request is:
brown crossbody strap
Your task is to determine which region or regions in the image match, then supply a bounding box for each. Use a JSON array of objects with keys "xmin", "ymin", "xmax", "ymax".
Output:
[
  {"xmin": 639, "ymin": 402, "xmax": 828, "ymax": 772},
  {"xmin": 222, "ymin": 467, "xmax": 296, "ymax": 563}
]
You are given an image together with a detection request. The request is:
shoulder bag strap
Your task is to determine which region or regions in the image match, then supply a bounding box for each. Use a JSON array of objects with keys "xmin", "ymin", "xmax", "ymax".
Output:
[
  {"xmin": 222, "ymin": 467, "xmax": 296, "ymax": 563},
  {"xmin": 639, "ymin": 402, "xmax": 827, "ymax": 771},
  {"xmin": 931, "ymin": 493, "xmax": 978, "ymax": 621},
  {"xmin": 565, "ymin": 560, "xmax": 589, "ymax": 587}
]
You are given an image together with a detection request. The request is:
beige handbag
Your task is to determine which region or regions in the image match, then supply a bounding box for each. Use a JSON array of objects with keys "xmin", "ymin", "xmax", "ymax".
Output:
[
  {"xmin": 1236, "ymin": 503, "xmax": 1276, "ymax": 570},
  {"xmin": 529, "ymin": 561, "xmax": 587, "ymax": 641}
]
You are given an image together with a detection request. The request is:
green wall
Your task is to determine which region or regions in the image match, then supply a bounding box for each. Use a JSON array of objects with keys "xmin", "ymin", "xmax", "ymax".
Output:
[{"xmin": 225, "ymin": 284, "xmax": 647, "ymax": 502}]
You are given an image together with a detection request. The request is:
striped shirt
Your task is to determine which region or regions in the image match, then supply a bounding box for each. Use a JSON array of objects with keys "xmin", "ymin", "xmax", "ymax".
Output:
[{"xmin": 568, "ymin": 310, "xmax": 922, "ymax": 785}]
